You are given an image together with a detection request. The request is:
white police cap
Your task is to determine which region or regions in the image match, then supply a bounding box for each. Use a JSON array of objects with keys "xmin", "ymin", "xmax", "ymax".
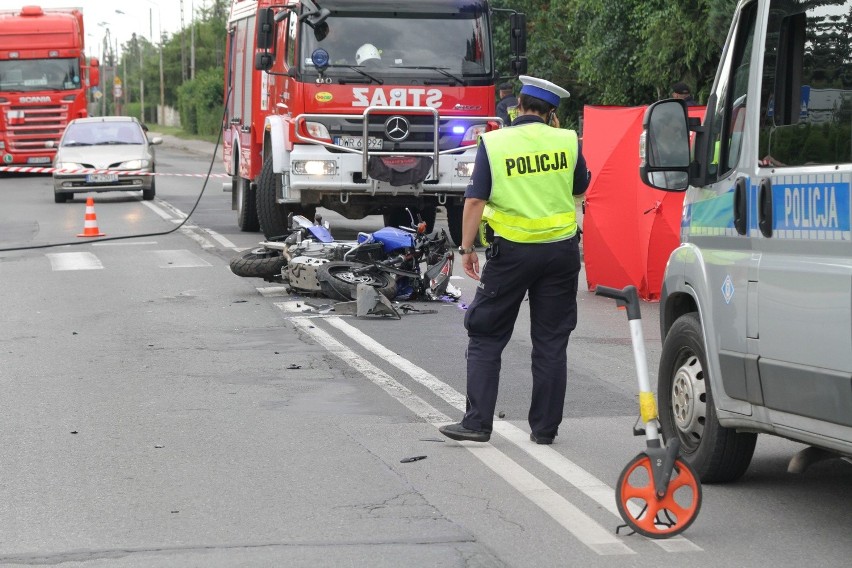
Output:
[{"xmin": 519, "ymin": 75, "xmax": 570, "ymax": 107}]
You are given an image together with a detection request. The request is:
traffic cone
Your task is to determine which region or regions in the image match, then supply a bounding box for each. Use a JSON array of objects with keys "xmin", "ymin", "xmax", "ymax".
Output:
[{"xmin": 77, "ymin": 196, "xmax": 106, "ymax": 237}]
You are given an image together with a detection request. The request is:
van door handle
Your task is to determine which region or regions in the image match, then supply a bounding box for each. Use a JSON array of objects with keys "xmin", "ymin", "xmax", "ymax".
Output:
[
  {"xmin": 758, "ymin": 178, "xmax": 773, "ymax": 238},
  {"xmin": 733, "ymin": 177, "xmax": 748, "ymax": 235}
]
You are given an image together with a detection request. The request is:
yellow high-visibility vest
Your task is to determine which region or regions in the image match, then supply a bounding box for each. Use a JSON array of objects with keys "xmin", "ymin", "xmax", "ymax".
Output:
[{"xmin": 480, "ymin": 123, "xmax": 579, "ymax": 243}]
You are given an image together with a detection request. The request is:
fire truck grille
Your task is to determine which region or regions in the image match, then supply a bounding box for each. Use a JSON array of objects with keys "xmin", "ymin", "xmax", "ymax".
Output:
[
  {"xmin": 5, "ymin": 104, "xmax": 69, "ymax": 153},
  {"xmin": 326, "ymin": 115, "xmax": 476, "ymax": 153}
]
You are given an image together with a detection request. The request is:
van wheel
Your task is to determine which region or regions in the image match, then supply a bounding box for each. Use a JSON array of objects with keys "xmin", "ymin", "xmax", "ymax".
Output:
[
  {"xmin": 235, "ymin": 175, "xmax": 260, "ymax": 232},
  {"xmin": 658, "ymin": 312, "xmax": 757, "ymax": 483},
  {"xmin": 256, "ymin": 156, "xmax": 314, "ymax": 239}
]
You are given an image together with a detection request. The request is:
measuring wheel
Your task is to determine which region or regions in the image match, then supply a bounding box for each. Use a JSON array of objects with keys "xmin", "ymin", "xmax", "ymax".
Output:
[{"xmin": 615, "ymin": 453, "xmax": 702, "ymax": 538}]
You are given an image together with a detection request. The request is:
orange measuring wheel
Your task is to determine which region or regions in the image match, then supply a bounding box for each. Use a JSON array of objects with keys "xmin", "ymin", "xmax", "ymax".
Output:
[{"xmin": 615, "ymin": 453, "xmax": 702, "ymax": 538}]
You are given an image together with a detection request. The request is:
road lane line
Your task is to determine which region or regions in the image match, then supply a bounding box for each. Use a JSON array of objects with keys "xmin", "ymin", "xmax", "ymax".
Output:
[
  {"xmin": 141, "ymin": 200, "xmax": 174, "ymax": 221},
  {"xmin": 46, "ymin": 252, "xmax": 103, "ymax": 271},
  {"xmin": 291, "ymin": 317, "xmax": 635, "ymax": 556},
  {"xmin": 197, "ymin": 226, "xmax": 238, "ymax": 250},
  {"xmin": 322, "ymin": 316, "xmax": 703, "ymax": 553}
]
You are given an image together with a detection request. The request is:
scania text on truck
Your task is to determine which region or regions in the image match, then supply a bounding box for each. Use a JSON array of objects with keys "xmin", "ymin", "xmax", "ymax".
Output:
[
  {"xmin": 640, "ymin": 0, "xmax": 851, "ymax": 482},
  {"xmin": 0, "ymin": 5, "xmax": 99, "ymax": 167},
  {"xmin": 223, "ymin": 0, "xmax": 527, "ymax": 244}
]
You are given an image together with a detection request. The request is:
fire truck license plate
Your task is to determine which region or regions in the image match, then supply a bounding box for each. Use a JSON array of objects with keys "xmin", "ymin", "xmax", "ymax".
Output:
[
  {"xmin": 86, "ymin": 174, "xmax": 119, "ymax": 183},
  {"xmin": 27, "ymin": 157, "xmax": 51, "ymax": 164},
  {"xmin": 334, "ymin": 136, "xmax": 383, "ymax": 150}
]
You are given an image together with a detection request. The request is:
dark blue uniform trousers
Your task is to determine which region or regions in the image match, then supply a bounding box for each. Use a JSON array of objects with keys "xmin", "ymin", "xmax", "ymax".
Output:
[{"xmin": 462, "ymin": 235, "xmax": 581, "ymax": 438}]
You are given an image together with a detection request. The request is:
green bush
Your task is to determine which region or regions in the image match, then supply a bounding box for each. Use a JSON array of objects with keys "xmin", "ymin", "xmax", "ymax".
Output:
[{"xmin": 178, "ymin": 68, "xmax": 224, "ymax": 136}]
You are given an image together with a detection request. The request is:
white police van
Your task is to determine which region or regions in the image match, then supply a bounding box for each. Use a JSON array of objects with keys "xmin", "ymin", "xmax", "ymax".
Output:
[{"xmin": 640, "ymin": 0, "xmax": 851, "ymax": 482}]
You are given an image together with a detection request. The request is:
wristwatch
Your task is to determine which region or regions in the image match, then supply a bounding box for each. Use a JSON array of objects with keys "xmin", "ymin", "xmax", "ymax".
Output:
[{"xmin": 458, "ymin": 245, "xmax": 476, "ymax": 255}]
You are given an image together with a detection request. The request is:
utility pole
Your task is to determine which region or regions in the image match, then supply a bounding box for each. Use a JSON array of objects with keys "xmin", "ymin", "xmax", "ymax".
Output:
[
  {"xmin": 190, "ymin": 0, "xmax": 195, "ymax": 80},
  {"xmin": 180, "ymin": 0, "xmax": 187, "ymax": 82}
]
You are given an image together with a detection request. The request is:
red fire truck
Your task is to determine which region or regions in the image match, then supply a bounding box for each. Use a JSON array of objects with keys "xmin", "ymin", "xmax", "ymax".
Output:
[
  {"xmin": 0, "ymin": 5, "xmax": 99, "ymax": 167},
  {"xmin": 223, "ymin": 0, "xmax": 526, "ymax": 244}
]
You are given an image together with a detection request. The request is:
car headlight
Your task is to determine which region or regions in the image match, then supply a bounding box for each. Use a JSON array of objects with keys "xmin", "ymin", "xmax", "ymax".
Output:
[
  {"xmin": 54, "ymin": 162, "xmax": 84, "ymax": 171},
  {"xmin": 119, "ymin": 159, "xmax": 151, "ymax": 169}
]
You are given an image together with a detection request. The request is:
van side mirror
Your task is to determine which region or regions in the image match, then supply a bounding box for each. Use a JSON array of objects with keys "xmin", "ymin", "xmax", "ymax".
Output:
[
  {"xmin": 640, "ymin": 99, "xmax": 691, "ymax": 191},
  {"xmin": 510, "ymin": 13, "xmax": 526, "ymax": 55},
  {"xmin": 257, "ymin": 8, "xmax": 275, "ymax": 50},
  {"xmin": 255, "ymin": 52, "xmax": 274, "ymax": 71}
]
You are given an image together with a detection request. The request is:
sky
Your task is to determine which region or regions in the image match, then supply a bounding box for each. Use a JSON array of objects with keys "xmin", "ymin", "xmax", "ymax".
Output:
[{"xmin": 26, "ymin": 0, "xmax": 202, "ymax": 57}]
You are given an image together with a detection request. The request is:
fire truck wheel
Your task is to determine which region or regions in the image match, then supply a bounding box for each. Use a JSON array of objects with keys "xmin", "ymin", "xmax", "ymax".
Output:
[
  {"xmin": 446, "ymin": 204, "xmax": 464, "ymax": 246},
  {"xmin": 235, "ymin": 175, "xmax": 260, "ymax": 232},
  {"xmin": 229, "ymin": 247, "xmax": 286, "ymax": 279},
  {"xmin": 256, "ymin": 156, "xmax": 291, "ymax": 238},
  {"xmin": 256, "ymin": 156, "xmax": 314, "ymax": 238}
]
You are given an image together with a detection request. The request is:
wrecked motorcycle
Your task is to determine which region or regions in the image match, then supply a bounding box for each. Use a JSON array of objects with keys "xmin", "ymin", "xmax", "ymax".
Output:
[
  {"xmin": 317, "ymin": 221, "xmax": 459, "ymax": 302},
  {"xmin": 229, "ymin": 212, "xmax": 460, "ymax": 302}
]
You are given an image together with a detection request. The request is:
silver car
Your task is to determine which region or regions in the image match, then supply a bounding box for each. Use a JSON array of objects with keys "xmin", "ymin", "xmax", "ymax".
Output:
[{"xmin": 52, "ymin": 116, "xmax": 162, "ymax": 203}]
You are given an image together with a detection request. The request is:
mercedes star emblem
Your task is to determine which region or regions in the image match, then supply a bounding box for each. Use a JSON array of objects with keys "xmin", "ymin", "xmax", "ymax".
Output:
[{"xmin": 384, "ymin": 116, "xmax": 410, "ymax": 142}]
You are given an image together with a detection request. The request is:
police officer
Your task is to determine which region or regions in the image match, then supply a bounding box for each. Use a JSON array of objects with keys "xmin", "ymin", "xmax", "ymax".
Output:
[
  {"xmin": 495, "ymin": 81, "xmax": 518, "ymax": 125},
  {"xmin": 439, "ymin": 76, "xmax": 589, "ymax": 445}
]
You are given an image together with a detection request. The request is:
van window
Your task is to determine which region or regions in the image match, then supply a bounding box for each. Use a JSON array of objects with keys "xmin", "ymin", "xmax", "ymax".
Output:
[
  {"xmin": 759, "ymin": 0, "xmax": 852, "ymax": 167},
  {"xmin": 705, "ymin": 1, "xmax": 757, "ymax": 180}
]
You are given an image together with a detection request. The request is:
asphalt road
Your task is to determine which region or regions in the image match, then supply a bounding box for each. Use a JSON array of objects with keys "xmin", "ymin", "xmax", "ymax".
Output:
[{"xmin": 0, "ymin": 137, "xmax": 849, "ymax": 567}]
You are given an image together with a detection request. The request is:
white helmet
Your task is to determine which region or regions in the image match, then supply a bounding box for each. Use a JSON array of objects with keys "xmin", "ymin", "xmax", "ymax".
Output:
[{"xmin": 356, "ymin": 43, "xmax": 381, "ymax": 65}]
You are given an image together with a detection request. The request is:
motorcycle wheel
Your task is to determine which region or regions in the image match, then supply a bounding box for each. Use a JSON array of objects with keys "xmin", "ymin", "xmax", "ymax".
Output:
[
  {"xmin": 229, "ymin": 247, "xmax": 286, "ymax": 279},
  {"xmin": 316, "ymin": 261, "xmax": 397, "ymax": 301}
]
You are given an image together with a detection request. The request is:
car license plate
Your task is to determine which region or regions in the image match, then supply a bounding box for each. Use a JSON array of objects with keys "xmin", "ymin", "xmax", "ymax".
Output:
[
  {"xmin": 86, "ymin": 173, "xmax": 119, "ymax": 183},
  {"xmin": 27, "ymin": 156, "xmax": 51, "ymax": 164},
  {"xmin": 334, "ymin": 136, "xmax": 383, "ymax": 150}
]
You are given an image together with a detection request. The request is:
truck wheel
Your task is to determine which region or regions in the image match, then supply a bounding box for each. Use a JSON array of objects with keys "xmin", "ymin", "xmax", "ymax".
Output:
[
  {"xmin": 256, "ymin": 155, "xmax": 291, "ymax": 239},
  {"xmin": 316, "ymin": 261, "xmax": 396, "ymax": 301},
  {"xmin": 229, "ymin": 247, "xmax": 286, "ymax": 279},
  {"xmin": 235, "ymin": 175, "xmax": 260, "ymax": 232},
  {"xmin": 446, "ymin": 203, "xmax": 463, "ymax": 246},
  {"xmin": 658, "ymin": 312, "xmax": 757, "ymax": 483},
  {"xmin": 256, "ymin": 156, "xmax": 316, "ymax": 238}
]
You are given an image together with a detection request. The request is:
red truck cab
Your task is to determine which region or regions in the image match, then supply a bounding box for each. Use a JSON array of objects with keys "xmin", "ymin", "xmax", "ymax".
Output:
[{"xmin": 0, "ymin": 5, "xmax": 99, "ymax": 167}]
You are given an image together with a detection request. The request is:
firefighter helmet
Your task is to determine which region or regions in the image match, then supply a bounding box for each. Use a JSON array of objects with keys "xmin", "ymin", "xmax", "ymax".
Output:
[{"xmin": 356, "ymin": 43, "xmax": 381, "ymax": 65}]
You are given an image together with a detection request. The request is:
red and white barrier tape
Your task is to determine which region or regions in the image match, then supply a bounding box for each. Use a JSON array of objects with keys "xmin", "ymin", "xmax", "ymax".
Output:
[{"xmin": 0, "ymin": 166, "xmax": 228, "ymax": 178}]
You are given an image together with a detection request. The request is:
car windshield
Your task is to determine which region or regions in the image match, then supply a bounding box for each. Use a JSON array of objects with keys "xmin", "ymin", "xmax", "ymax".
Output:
[
  {"xmin": 300, "ymin": 12, "xmax": 492, "ymax": 81},
  {"xmin": 0, "ymin": 58, "xmax": 81, "ymax": 91},
  {"xmin": 62, "ymin": 122, "xmax": 145, "ymax": 146}
]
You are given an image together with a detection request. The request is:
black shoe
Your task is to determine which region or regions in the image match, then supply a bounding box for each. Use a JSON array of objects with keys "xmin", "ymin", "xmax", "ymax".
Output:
[
  {"xmin": 530, "ymin": 432, "xmax": 555, "ymax": 445},
  {"xmin": 439, "ymin": 422, "xmax": 490, "ymax": 442}
]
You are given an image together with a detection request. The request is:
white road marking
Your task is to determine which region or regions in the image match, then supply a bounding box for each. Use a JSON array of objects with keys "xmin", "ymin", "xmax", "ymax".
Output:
[
  {"xmin": 291, "ymin": 317, "xmax": 635, "ymax": 556},
  {"xmin": 92, "ymin": 241, "xmax": 158, "ymax": 246},
  {"xmin": 322, "ymin": 316, "xmax": 703, "ymax": 553},
  {"xmin": 197, "ymin": 226, "xmax": 238, "ymax": 250},
  {"xmin": 46, "ymin": 252, "xmax": 103, "ymax": 271},
  {"xmin": 141, "ymin": 200, "xmax": 174, "ymax": 221},
  {"xmin": 257, "ymin": 287, "xmax": 293, "ymax": 297},
  {"xmin": 147, "ymin": 250, "xmax": 212, "ymax": 268},
  {"xmin": 179, "ymin": 227, "xmax": 216, "ymax": 249}
]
